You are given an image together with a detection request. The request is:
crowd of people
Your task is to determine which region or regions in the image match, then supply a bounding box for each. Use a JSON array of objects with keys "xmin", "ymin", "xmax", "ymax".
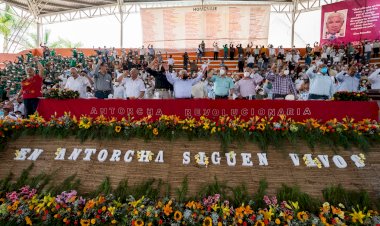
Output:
[{"xmin": 0, "ymin": 40, "xmax": 379, "ymax": 119}]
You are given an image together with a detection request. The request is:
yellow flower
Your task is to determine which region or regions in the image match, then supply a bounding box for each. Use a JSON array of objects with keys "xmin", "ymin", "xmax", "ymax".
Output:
[
  {"xmin": 163, "ymin": 201, "xmax": 173, "ymax": 216},
  {"xmin": 108, "ymin": 206, "xmax": 116, "ymax": 215},
  {"xmin": 153, "ymin": 128, "xmax": 159, "ymax": 136},
  {"xmin": 203, "ymin": 216, "xmax": 212, "ymax": 226},
  {"xmin": 275, "ymin": 218, "xmax": 281, "ymax": 225},
  {"xmin": 114, "ymin": 125, "xmax": 121, "ymax": 133},
  {"xmin": 111, "ymin": 219, "xmax": 117, "ymax": 224},
  {"xmin": 80, "ymin": 219, "xmax": 91, "ymax": 226},
  {"xmin": 91, "ymin": 218, "xmax": 96, "ymax": 224},
  {"xmin": 174, "ymin": 211, "xmax": 183, "ymax": 221},
  {"xmin": 135, "ymin": 219, "xmax": 144, "ymax": 226},
  {"xmin": 25, "ymin": 216, "xmax": 32, "ymax": 226},
  {"xmin": 255, "ymin": 220, "xmax": 265, "ymax": 226},
  {"xmin": 350, "ymin": 208, "xmax": 366, "ymax": 224},
  {"xmin": 257, "ymin": 123, "xmax": 265, "ymax": 131}
]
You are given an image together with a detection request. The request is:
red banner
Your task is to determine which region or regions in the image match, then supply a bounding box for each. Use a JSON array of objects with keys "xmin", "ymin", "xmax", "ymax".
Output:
[{"xmin": 36, "ymin": 99, "xmax": 379, "ymax": 121}]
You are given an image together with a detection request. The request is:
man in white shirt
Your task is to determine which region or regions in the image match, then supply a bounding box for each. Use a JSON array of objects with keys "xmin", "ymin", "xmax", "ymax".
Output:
[
  {"xmin": 368, "ymin": 68, "xmax": 380, "ymax": 89},
  {"xmin": 113, "ymin": 82, "xmax": 125, "ymax": 99},
  {"xmin": 140, "ymin": 45, "xmax": 146, "ymax": 62},
  {"xmin": 120, "ymin": 68, "xmax": 145, "ymax": 99},
  {"xmin": 64, "ymin": 68, "xmax": 93, "ymax": 98},
  {"xmin": 164, "ymin": 64, "xmax": 206, "ymax": 99},
  {"xmin": 213, "ymin": 42, "xmax": 219, "ymax": 60},
  {"xmin": 335, "ymin": 66, "xmax": 360, "ymax": 92},
  {"xmin": 167, "ymin": 55, "xmax": 175, "ymax": 72},
  {"xmin": 364, "ymin": 41, "xmax": 372, "ymax": 63},
  {"xmin": 13, "ymin": 96, "xmax": 25, "ymax": 117}
]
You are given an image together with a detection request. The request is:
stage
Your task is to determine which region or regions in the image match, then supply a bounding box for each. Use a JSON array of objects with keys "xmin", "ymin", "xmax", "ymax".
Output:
[{"xmin": 36, "ymin": 99, "xmax": 379, "ymax": 121}]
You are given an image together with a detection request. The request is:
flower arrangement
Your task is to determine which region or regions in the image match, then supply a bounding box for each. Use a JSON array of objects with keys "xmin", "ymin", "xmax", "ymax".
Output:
[
  {"xmin": 333, "ymin": 91, "xmax": 369, "ymax": 101},
  {"xmin": 1, "ymin": 114, "xmax": 379, "ymax": 152},
  {"xmin": 0, "ymin": 188, "xmax": 378, "ymax": 226},
  {"xmin": 43, "ymin": 88, "xmax": 80, "ymax": 99}
]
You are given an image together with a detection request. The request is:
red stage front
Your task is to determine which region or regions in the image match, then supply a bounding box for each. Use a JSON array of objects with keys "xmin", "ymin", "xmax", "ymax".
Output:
[{"xmin": 36, "ymin": 99, "xmax": 379, "ymax": 121}]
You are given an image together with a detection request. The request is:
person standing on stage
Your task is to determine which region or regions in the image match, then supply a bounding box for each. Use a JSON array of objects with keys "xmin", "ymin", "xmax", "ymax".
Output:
[
  {"xmin": 146, "ymin": 59, "xmax": 173, "ymax": 99},
  {"xmin": 164, "ymin": 63, "xmax": 206, "ymax": 99},
  {"xmin": 92, "ymin": 58, "xmax": 113, "ymax": 99},
  {"xmin": 266, "ymin": 65, "xmax": 297, "ymax": 100},
  {"xmin": 19, "ymin": 57, "xmax": 45, "ymax": 117},
  {"xmin": 207, "ymin": 65, "xmax": 234, "ymax": 99}
]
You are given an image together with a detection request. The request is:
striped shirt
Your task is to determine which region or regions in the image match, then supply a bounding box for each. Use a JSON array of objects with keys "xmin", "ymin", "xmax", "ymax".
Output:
[{"xmin": 266, "ymin": 72, "xmax": 297, "ymax": 96}]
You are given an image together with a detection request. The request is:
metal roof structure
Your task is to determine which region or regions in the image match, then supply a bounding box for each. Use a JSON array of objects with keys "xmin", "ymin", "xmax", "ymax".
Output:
[{"xmin": 0, "ymin": 0, "xmax": 341, "ymax": 52}]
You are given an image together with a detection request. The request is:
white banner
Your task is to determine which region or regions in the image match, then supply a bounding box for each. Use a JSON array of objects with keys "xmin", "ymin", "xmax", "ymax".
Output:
[{"xmin": 141, "ymin": 5, "xmax": 271, "ymax": 49}]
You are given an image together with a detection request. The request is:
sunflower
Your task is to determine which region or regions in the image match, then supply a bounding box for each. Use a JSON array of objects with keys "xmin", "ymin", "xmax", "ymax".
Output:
[
  {"xmin": 135, "ymin": 219, "xmax": 144, "ymax": 226},
  {"xmin": 80, "ymin": 219, "xmax": 91, "ymax": 226},
  {"xmin": 254, "ymin": 220, "xmax": 265, "ymax": 226},
  {"xmin": 203, "ymin": 216, "xmax": 212, "ymax": 226},
  {"xmin": 153, "ymin": 128, "xmax": 159, "ymax": 136},
  {"xmin": 257, "ymin": 123, "xmax": 265, "ymax": 131},
  {"xmin": 114, "ymin": 125, "xmax": 121, "ymax": 133},
  {"xmin": 174, "ymin": 211, "xmax": 183, "ymax": 221}
]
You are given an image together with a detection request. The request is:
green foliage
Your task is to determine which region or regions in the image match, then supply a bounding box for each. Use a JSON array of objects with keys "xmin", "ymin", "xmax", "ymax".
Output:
[
  {"xmin": 197, "ymin": 176, "xmax": 228, "ymax": 200},
  {"xmin": 253, "ymin": 179, "xmax": 268, "ymax": 209},
  {"xmin": 229, "ymin": 183, "xmax": 250, "ymax": 207},
  {"xmin": 277, "ymin": 184, "xmax": 321, "ymax": 213},
  {"xmin": 47, "ymin": 174, "xmax": 81, "ymax": 196},
  {"xmin": 0, "ymin": 172, "xmax": 13, "ymax": 192},
  {"xmin": 11, "ymin": 163, "xmax": 34, "ymax": 191},
  {"xmin": 322, "ymin": 184, "xmax": 372, "ymax": 209},
  {"xmin": 175, "ymin": 176, "xmax": 188, "ymax": 203},
  {"xmin": 113, "ymin": 179, "xmax": 130, "ymax": 201},
  {"xmin": 90, "ymin": 176, "xmax": 112, "ymax": 197}
]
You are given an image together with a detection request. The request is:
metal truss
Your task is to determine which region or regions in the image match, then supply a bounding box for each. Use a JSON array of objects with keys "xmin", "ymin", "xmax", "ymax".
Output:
[
  {"xmin": 271, "ymin": 0, "xmax": 342, "ymax": 14},
  {"xmin": 39, "ymin": 0, "xmax": 288, "ymax": 25}
]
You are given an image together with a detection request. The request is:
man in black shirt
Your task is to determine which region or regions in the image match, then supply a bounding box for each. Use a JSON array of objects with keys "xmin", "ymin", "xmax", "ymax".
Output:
[{"xmin": 146, "ymin": 59, "xmax": 173, "ymax": 99}]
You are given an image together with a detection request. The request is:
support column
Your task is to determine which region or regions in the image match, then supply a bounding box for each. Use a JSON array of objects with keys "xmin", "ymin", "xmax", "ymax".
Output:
[
  {"xmin": 290, "ymin": 0, "xmax": 298, "ymax": 47},
  {"xmin": 120, "ymin": 11, "xmax": 124, "ymax": 48},
  {"xmin": 36, "ymin": 21, "xmax": 41, "ymax": 47}
]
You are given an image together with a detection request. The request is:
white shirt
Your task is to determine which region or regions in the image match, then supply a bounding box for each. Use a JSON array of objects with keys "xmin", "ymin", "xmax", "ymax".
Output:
[
  {"xmin": 13, "ymin": 102, "xmax": 25, "ymax": 116},
  {"xmin": 140, "ymin": 48, "xmax": 145, "ymax": 55},
  {"xmin": 168, "ymin": 57, "xmax": 175, "ymax": 66},
  {"xmin": 166, "ymin": 72, "xmax": 203, "ymax": 98},
  {"xmin": 364, "ymin": 44, "xmax": 372, "ymax": 52},
  {"xmin": 278, "ymin": 48, "xmax": 284, "ymax": 55},
  {"xmin": 292, "ymin": 54, "xmax": 300, "ymax": 63},
  {"xmin": 191, "ymin": 80, "xmax": 207, "ymax": 98},
  {"xmin": 285, "ymin": 53, "xmax": 292, "ymax": 62},
  {"xmin": 336, "ymin": 71, "xmax": 360, "ymax": 92},
  {"xmin": 113, "ymin": 85, "xmax": 125, "ymax": 99},
  {"xmin": 368, "ymin": 69, "xmax": 380, "ymax": 89},
  {"xmin": 64, "ymin": 76, "xmax": 91, "ymax": 98},
  {"xmin": 269, "ymin": 48, "xmax": 275, "ymax": 56},
  {"xmin": 247, "ymin": 56, "xmax": 255, "ymax": 64},
  {"xmin": 121, "ymin": 77, "xmax": 145, "ymax": 99},
  {"xmin": 213, "ymin": 44, "xmax": 219, "ymax": 52}
]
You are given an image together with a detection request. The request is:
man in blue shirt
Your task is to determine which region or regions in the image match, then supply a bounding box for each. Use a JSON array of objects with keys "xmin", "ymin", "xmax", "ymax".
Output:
[
  {"xmin": 306, "ymin": 64, "xmax": 334, "ymax": 100},
  {"xmin": 207, "ymin": 66, "xmax": 234, "ymax": 99}
]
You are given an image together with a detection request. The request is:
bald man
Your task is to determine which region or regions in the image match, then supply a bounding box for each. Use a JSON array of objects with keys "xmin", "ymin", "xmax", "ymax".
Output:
[
  {"xmin": 119, "ymin": 68, "xmax": 145, "ymax": 99},
  {"xmin": 65, "ymin": 68, "xmax": 94, "ymax": 98}
]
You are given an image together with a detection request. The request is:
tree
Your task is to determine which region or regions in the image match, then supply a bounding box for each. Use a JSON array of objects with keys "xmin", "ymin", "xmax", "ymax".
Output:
[
  {"xmin": 0, "ymin": 5, "xmax": 17, "ymax": 52},
  {"xmin": 20, "ymin": 29, "xmax": 64, "ymax": 50},
  {"xmin": 57, "ymin": 38, "xmax": 83, "ymax": 48}
]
